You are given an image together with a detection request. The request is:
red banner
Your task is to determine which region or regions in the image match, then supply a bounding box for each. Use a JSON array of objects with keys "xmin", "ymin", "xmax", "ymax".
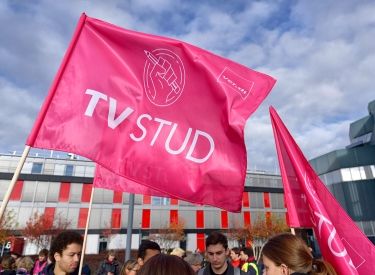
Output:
[
  {"xmin": 26, "ymin": 14, "xmax": 276, "ymax": 212},
  {"xmin": 270, "ymin": 106, "xmax": 375, "ymax": 275}
]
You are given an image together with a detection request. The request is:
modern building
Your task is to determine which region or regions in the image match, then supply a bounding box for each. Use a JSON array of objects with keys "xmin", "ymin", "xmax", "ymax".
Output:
[
  {"xmin": 309, "ymin": 100, "xmax": 375, "ymax": 244},
  {"xmin": 0, "ymin": 150, "xmax": 287, "ymax": 254}
]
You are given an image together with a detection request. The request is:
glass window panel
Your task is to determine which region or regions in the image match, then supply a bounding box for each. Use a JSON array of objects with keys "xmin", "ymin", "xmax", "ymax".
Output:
[
  {"xmin": 212, "ymin": 211, "xmax": 221, "ymax": 228},
  {"xmin": 161, "ymin": 198, "xmax": 170, "ymax": 205},
  {"xmin": 34, "ymin": 182, "xmax": 48, "ymax": 202},
  {"xmin": 179, "ymin": 210, "xmax": 195, "ymax": 229},
  {"xmin": 21, "ymin": 162, "xmax": 32, "ymax": 174},
  {"xmin": 152, "ymin": 197, "xmax": 161, "ymax": 205},
  {"xmin": 47, "ymin": 182, "xmax": 60, "ymax": 202},
  {"xmin": 270, "ymin": 178, "xmax": 277, "ymax": 187},
  {"xmin": 366, "ymin": 132, "xmax": 372, "ymax": 143},
  {"xmin": 134, "ymin": 194, "xmax": 142, "ymax": 205},
  {"xmin": 0, "ymin": 180, "xmax": 10, "ymax": 200},
  {"xmin": 89, "ymin": 209, "xmax": 101, "ymax": 229},
  {"xmin": 350, "ymin": 167, "xmax": 361, "ymax": 181},
  {"xmin": 84, "ymin": 166, "xmax": 96, "ymax": 177},
  {"xmin": 331, "ymin": 170, "xmax": 341, "ymax": 183},
  {"xmin": 0, "ymin": 160, "xmax": 9, "ymax": 172},
  {"xmin": 74, "ymin": 166, "xmax": 85, "ymax": 177},
  {"xmin": 341, "ymin": 168, "xmax": 352, "ymax": 181},
  {"xmin": 21, "ymin": 181, "xmax": 36, "ymax": 202},
  {"xmin": 54, "ymin": 164, "xmax": 65, "ymax": 175},
  {"xmin": 362, "ymin": 221, "xmax": 373, "ymax": 235},
  {"xmin": 93, "ymin": 188, "xmax": 103, "ymax": 203},
  {"xmin": 319, "ymin": 175, "xmax": 326, "ymax": 184},
  {"xmin": 371, "ymin": 166, "xmax": 375, "ymax": 178},
  {"xmin": 122, "ymin": 193, "xmax": 130, "ymax": 205},
  {"xmin": 359, "ymin": 167, "xmax": 366, "ymax": 179},
  {"xmin": 150, "ymin": 210, "xmax": 162, "ymax": 228},
  {"xmin": 31, "ymin": 163, "xmax": 43, "ymax": 174},
  {"xmin": 43, "ymin": 163, "xmax": 54, "ymax": 175},
  {"xmin": 100, "ymin": 209, "xmax": 112, "ymax": 226},
  {"xmin": 67, "ymin": 208, "xmax": 79, "ymax": 229},
  {"xmin": 102, "ymin": 189, "xmax": 114, "ymax": 204},
  {"xmin": 17, "ymin": 207, "xmax": 32, "ymax": 227},
  {"xmin": 65, "ymin": 165, "xmax": 74, "ymax": 176},
  {"xmin": 325, "ymin": 173, "xmax": 333, "ymax": 185},
  {"xmin": 70, "ymin": 183, "xmax": 83, "ymax": 203}
]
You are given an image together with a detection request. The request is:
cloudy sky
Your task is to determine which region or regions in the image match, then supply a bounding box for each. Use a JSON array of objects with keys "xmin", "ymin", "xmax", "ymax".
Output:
[{"xmin": 1, "ymin": 0, "xmax": 374, "ymax": 174}]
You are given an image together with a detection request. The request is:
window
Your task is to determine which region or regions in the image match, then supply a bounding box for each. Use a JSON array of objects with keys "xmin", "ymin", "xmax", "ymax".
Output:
[
  {"xmin": 152, "ymin": 197, "xmax": 170, "ymax": 205},
  {"xmin": 31, "ymin": 163, "xmax": 43, "ymax": 174},
  {"xmin": 65, "ymin": 165, "xmax": 74, "ymax": 176}
]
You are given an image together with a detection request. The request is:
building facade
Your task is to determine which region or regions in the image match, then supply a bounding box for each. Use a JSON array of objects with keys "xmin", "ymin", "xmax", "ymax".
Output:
[
  {"xmin": 0, "ymin": 151, "xmax": 287, "ymax": 254},
  {"xmin": 309, "ymin": 100, "xmax": 375, "ymax": 244}
]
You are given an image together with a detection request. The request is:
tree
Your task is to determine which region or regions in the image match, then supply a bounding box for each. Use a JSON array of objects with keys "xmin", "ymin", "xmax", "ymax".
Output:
[
  {"xmin": 222, "ymin": 217, "xmax": 248, "ymax": 247},
  {"xmin": 0, "ymin": 209, "xmax": 19, "ymax": 256},
  {"xmin": 244, "ymin": 212, "xmax": 289, "ymax": 262},
  {"xmin": 149, "ymin": 217, "xmax": 186, "ymax": 251},
  {"xmin": 22, "ymin": 211, "xmax": 73, "ymax": 250},
  {"xmin": 102, "ymin": 218, "xmax": 120, "ymax": 247}
]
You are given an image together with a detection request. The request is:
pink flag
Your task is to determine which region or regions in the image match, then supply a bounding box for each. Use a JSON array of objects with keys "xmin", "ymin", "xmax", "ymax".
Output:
[
  {"xmin": 26, "ymin": 14, "xmax": 276, "ymax": 212},
  {"xmin": 270, "ymin": 106, "xmax": 375, "ymax": 275}
]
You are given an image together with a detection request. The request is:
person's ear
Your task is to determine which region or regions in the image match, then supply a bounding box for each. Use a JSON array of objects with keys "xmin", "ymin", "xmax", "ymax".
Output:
[
  {"xmin": 54, "ymin": 252, "xmax": 61, "ymax": 262},
  {"xmin": 137, "ymin": 257, "xmax": 144, "ymax": 266},
  {"xmin": 225, "ymin": 248, "xmax": 230, "ymax": 256},
  {"xmin": 280, "ymin": 264, "xmax": 288, "ymax": 275}
]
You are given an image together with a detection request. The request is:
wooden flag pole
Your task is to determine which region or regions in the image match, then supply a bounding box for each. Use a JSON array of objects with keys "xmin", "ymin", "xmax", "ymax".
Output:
[
  {"xmin": 291, "ymin": 227, "xmax": 296, "ymax": 235},
  {"xmin": 78, "ymin": 185, "xmax": 95, "ymax": 275},
  {"xmin": 0, "ymin": 145, "xmax": 30, "ymax": 219}
]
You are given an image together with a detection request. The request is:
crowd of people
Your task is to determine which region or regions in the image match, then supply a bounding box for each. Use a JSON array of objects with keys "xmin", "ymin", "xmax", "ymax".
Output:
[{"xmin": 0, "ymin": 230, "xmax": 338, "ymax": 275}]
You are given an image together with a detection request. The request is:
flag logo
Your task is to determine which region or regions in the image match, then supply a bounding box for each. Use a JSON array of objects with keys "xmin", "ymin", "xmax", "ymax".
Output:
[
  {"xmin": 217, "ymin": 67, "xmax": 254, "ymax": 100},
  {"xmin": 143, "ymin": 49, "xmax": 186, "ymax": 107}
]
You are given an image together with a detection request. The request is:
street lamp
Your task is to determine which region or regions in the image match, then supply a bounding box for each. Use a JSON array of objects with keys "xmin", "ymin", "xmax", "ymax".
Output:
[{"xmin": 139, "ymin": 222, "xmax": 142, "ymax": 245}]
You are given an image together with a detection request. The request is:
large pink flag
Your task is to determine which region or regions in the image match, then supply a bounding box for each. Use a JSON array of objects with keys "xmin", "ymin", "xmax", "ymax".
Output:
[
  {"xmin": 270, "ymin": 106, "xmax": 375, "ymax": 275},
  {"xmin": 26, "ymin": 14, "xmax": 276, "ymax": 212}
]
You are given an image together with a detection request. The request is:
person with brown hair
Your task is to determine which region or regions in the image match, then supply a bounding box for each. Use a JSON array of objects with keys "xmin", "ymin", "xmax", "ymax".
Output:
[
  {"xmin": 1, "ymin": 255, "xmax": 16, "ymax": 275},
  {"xmin": 261, "ymin": 233, "xmax": 337, "ymax": 275},
  {"xmin": 120, "ymin": 260, "xmax": 139, "ymax": 275},
  {"xmin": 31, "ymin": 249, "xmax": 48, "ymax": 275},
  {"xmin": 137, "ymin": 254, "xmax": 195, "ymax": 275},
  {"xmin": 230, "ymin": 247, "xmax": 241, "ymax": 268},
  {"xmin": 96, "ymin": 250, "xmax": 119, "ymax": 275}
]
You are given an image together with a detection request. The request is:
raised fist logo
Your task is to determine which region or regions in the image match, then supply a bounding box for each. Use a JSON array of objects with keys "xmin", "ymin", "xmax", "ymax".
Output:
[{"xmin": 143, "ymin": 49, "xmax": 185, "ymax": 106}]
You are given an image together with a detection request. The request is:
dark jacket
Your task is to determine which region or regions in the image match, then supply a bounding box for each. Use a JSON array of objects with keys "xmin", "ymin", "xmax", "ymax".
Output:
[
  {"xmin": 2, "ymin": 270, "xmax": 16, "ymax": 275},
  {"xmin": 96, "ymin": 259, "xmax": 119, "ymax": 275},
  {"xmin": 198, "ymin": 262, "xmax": 245, "ymax": 275},
  {"xmin": 16, "ymin": 268, "xmax": 30, "ymax": 275},
  {"xmin": 40, "ymin": 263, "xmax": 54, "ymax": 275}
]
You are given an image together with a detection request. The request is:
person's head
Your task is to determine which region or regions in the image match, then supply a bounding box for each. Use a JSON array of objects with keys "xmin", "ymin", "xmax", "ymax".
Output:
[
  {"xmin": 137, "ymin": 254, "xmax": 195, "ymax": 275},
  {"xmin": 10, "ymin": 252, "xmax": 22, "ymax": 265},
  {"xmin": 262, "ymin": 233, "xmax": 337, "ymax": 275},
  {"xmin": 49, "ymin": 230, "xmax": 83, "ymax": 274},
  {"xmin": 239, "ymin": 247, "xmax": 253, "ymax": 262},
  {"xmin": 205, "ymin": 232, "xmax": 229, "ymax": 273},
  {"xmin": 107, "ymin": 249, "xmax": 117, "ymax": 262},
  {"xmin": 16, "ymin": 256, "xmax": 34, "ymax": 272},
  {"xmin": 171, "ymin": 248, "xmax": 185, "ymax": 258},
  {"xmin": 230, "ymin": 247, "xmax": 240, "ymax": 261},
  {"xmin": 137, "ymin": 240, "xmax": 161, "ymax": 266},
  {"xmin": 185, "ymin": 253, "xmax": 204, "ymax": 274},
  {"xmin": 121, "ymin": 260, "xmax": 140, "ymax": 275},
  {"xmin": 1, "ymin": 255, "xmax": 16, "ymax": 270},
  {"xmin": 39, "ymin": 249, "xmax": 49, "ymax": 262}
]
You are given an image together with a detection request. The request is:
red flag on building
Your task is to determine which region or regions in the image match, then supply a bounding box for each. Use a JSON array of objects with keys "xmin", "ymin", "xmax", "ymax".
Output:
[
  {"xmin": 26, "ymin": 14, "xmax": 276, "ymax": 212},
  {"xmin": 270, "ymin": 106, "xmax": 375, "ymax": 275}
]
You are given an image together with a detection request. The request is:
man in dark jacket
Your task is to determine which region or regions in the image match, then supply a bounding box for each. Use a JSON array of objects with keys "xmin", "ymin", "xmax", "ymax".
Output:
[
  {"xmin": 42, "ymin": 230, "xmax": 83, "ymax": 275},
  {"xmin": 96, "ymin": 250, "xmax": 119, "ymax": 275},
  {"xmin": 198, "ymin": 232, "xmax": 245, "ymax": 275}
]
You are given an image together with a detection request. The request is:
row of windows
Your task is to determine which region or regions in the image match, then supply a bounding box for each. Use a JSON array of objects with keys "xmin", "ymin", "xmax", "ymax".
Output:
[
  {"xmin": 1, "ymin": 180, "xmax": 287, "ymax": 210},
  {"xmin": 0, "ymin": 159, "xmax": 95, "ymax": 177},
  {"xmin": 245, "ymin": 176, "xmax": 283, "ymax": 188},
  {"xmin": 355, "ymin": 220, "xmax": 375, "ymax": 236},
  {"xmin": 319, "ymin": 165, "xmax": 375, "ymax": 185},
  {"xmin": 350, "ymin": 132, "xmax": 372, "ymax": 144},
  {"xmin": 6, "ymin": 205, "xmax": 288, "ymax": 230}
]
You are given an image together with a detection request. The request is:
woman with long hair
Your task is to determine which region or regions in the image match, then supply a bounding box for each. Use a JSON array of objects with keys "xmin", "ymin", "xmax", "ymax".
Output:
[
  {"xmin": 262, "ymin": 233, "xmax": 337, "ymax": 275},
  {"xmin": 137, "ymin": 254, "xmax": 195, "ymax": 275},
  {"xmin": 120, "ymin": 260, "xmax": 139, "ymax": 275}
]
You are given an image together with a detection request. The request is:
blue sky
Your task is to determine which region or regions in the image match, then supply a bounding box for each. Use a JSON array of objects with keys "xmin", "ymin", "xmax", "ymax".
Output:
[{"xmin": 1, "ymin": 0, "xmax": 375, "ymax": 173}]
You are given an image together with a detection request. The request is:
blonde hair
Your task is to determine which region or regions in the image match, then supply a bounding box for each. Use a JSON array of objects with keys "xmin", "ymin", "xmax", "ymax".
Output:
[
  {"xmin": 17, "ymin": 256, "xmax": 34, "ymax": 272},
  {"xmin": 171, "ymin": 247, "xmax": 185, "ymax": 257},
  {"xmin": 262, "ymin": 233, "xmax": 337, "ymax": 275}
]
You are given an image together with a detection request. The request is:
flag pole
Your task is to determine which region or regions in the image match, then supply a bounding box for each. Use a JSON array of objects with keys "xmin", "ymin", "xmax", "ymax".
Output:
[
  {"xmin": 290, "ymin": 228, "xmax": 295, "ymax": 235},
  {"xmin": 0, "ymin": 145, "xmax": 30, "ymax": 219},
  {"xmin": 78, "ymin": 185, "xmax": 95, "ymax": 275},
  {"xmin": 125, "ymin": 193, "xmax": 135, "ymax": 261}
]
